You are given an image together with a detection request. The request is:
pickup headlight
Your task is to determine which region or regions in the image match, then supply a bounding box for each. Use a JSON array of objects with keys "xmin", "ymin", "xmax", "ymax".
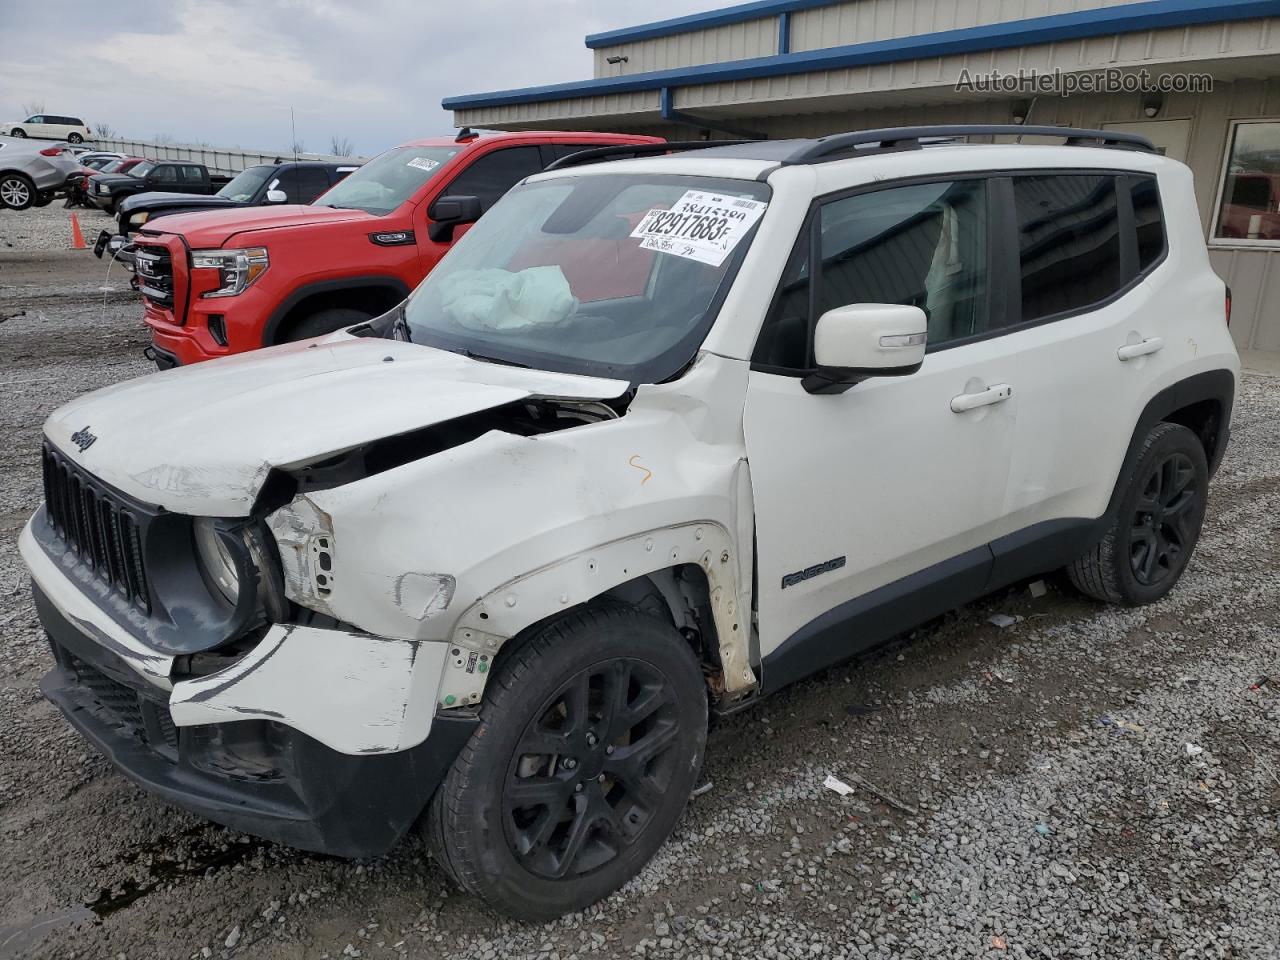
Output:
[
  {"xmin": 130, "ymin": 211, "xmax": 150, "ymax": 227},
  {"xmin": 191, "ymin": 247, "xmax": 269, "ymax": 298}
]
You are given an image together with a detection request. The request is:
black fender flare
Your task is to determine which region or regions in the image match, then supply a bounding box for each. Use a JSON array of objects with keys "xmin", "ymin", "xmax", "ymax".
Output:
[
  {"xmin": 1104, "ymin": 369, "xmax": 1236, "ymax": 520},
  {"xmin": 262, "ymin": 275, "xmax": 411, "ymax": 346}
]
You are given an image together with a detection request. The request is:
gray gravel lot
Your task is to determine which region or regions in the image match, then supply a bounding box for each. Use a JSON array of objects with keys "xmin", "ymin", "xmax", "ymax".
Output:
[{"xmin": 0, "ymin": 226, "xmax": 1278, "ymax": 959}]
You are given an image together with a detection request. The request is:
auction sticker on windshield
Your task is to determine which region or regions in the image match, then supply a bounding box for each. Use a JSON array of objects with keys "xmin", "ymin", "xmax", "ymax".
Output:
[
  {"xmin": 630, "ymin": 191, "xmax": 767, "ymax": 267},
  {"xmin": 407, "ymin": 157, "xmax": 441, "ymax": 173}
]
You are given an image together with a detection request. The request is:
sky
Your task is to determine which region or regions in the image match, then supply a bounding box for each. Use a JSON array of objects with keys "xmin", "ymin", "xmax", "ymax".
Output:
[{"xmin": 2, "ymin": 0, "xmax": 719, "ymax": 158}]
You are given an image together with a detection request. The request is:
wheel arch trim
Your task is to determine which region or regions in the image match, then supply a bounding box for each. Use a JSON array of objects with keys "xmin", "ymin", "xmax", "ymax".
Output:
[{"xmin": 435, "ymin": 522, "xmax": 755, "ymax": 711}]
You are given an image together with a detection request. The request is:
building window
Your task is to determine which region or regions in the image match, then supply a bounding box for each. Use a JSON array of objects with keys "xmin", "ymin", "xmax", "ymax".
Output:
[{"xmin": 1214, "ymin": 120, "xmax": 1280, "ymax": 245}]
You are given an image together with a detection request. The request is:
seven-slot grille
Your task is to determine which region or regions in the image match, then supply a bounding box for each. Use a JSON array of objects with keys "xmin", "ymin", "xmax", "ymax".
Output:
[
  {"xmin": 134, "ymin": 246, "xmax": 174, "ymax": 305},
  {"xmin": 42, "ymin": 442, "xmax": 151, "ymax": 613}
]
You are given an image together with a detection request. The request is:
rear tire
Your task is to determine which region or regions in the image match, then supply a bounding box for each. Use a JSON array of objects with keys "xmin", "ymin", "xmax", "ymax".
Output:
[
  {"xmin": 1067, "ymin": 422, "xmax": 1208, "ymax": 605},
  {"xmin": 68, "ymin": 133, "xmax": 84, "ymax": 144},
  {"xmin": 0, "ymin": 172, "xmax": 36, "ymax": 210},
  {"xmin": 281, "ymin": 307, "xmax": 371, "ymax": 343},
  {"xmin": 427, "ymin": 604, "xmax": 708, "ymax": 921}
]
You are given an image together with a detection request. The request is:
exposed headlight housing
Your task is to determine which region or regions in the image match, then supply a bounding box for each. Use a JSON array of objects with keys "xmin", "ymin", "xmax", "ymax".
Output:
[
  {"xmin": 130, "ymin": 210, "xmax": 150, "ymax": 227},
  {"xmin": 192, "ymin": 519, "xmax": 290, "ymax": 621},
  {"xmin": 191, "ymin": 247, "xmax": 269, "ymax": 298},
  {"xmin": 194, "ymin": 519, "xmax": 240, "ymax": 603}
]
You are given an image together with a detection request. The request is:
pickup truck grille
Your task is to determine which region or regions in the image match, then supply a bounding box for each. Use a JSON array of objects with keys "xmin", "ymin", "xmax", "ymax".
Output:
[
  {"xmin": 42, "ymin": 442, "xmax": 151, "ymax": 613},
  {"xmin": 135, "ymin": 247, "xmax": 174, "ymax": 306}
]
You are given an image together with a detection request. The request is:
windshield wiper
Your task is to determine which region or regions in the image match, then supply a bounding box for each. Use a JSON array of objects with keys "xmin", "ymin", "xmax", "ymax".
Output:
[
  {"xmin": 389, "ymin": 303, "xmax": 411, "ymax": 341},
  {"xmin": 456, "ymin": 348, "xmax": 530, "ymax": 369}
]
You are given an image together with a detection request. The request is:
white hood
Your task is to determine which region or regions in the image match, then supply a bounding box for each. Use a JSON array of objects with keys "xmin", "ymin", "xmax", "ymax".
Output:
[{"xmin": 43, "ymin": 334, "xmax": 627, "ymax": 517}]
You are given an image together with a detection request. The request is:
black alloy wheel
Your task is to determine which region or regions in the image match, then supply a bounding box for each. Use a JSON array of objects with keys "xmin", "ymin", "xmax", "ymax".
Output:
[
  {"xmin": 1129, "ymin": 450, "xmax": 1198, "ymax": 587},
  {"xmin": 502, "ymin": 658, "xmax": 682, "ymax": 880}
]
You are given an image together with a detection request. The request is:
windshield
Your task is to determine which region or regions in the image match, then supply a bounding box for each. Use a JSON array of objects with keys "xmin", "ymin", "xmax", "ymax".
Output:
[
  {"xmin": 402, "ymin": 173, "xmax": 770, "ymax": 382},
  {"xmin": 314, "ymin": 145, "xmax": 459, "ymax": 215},
  {"xmin": 217, "ymin": 165, "xmax": 273, "ymax": 202},
  {"xmin": 130, "ymin": 161, "xmax": 155, "ymax": 178}
]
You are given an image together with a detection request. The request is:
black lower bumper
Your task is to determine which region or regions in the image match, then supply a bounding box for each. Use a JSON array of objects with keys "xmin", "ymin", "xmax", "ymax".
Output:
[
  {"xmin": 34, "ymin": 585, "xmax": 477, "ymax": 858},
  {"xmin": 143, "ymin": 344, "xmax": 179, "ymax": 370}
]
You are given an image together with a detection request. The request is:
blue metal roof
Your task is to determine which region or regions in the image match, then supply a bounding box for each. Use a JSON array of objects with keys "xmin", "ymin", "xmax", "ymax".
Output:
[
  {"xmin": 584, "ymin": 0, "xmax": 844, "ymax": 49},
  {"xmin": 444, "ymin": 0, "xmax": 1280, "ymax": 112}
]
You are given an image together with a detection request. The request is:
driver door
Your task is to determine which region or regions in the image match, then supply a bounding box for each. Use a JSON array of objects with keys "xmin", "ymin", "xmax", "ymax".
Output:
[{"xmin": 745, "ymin": 177, "xmax": 1020, "ymax": 680}]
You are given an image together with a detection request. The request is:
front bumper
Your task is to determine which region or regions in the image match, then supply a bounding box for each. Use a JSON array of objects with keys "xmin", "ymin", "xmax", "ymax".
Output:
[
  {"xmin": 35, "ymin": 584, "xmax": 476, "ymax": 858},
  {"xmin": 145, "ymin": 312, "xmax": 230, "ymax": 366},
  {"xmin": 88, "ymin": 191, "xmax": 115, "ymax": 209}
]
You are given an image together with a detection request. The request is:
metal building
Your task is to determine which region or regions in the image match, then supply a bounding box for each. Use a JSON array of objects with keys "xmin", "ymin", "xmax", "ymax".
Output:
[{"xmin": 444, "ymin": 0, "xmax": 1280, "ymax": 355}]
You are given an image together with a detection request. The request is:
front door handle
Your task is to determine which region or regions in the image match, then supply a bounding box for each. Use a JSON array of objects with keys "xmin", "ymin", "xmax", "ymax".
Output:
[
  {"xmin": 950, "ymin": 383, "xmax": 1013, "ymax": 414},
  {"xmin": 1117, "ymin": 337, "xmax": 1164, "ymax": 361}
]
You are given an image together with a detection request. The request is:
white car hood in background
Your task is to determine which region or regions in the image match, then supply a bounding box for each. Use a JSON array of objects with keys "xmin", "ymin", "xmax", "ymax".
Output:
[{"xmin": 43, "ymin": 335, "xmax": 628, "ymax": 517}]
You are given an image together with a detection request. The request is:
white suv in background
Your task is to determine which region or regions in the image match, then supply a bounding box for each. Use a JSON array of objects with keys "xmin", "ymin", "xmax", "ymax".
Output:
[
  {"xmin": 4, "ymin": 113, "xmax": 92, "ymax": 143},
  {"xmin": 21, "ymin": 126, "xmax": 1238, "ymax": 920}
]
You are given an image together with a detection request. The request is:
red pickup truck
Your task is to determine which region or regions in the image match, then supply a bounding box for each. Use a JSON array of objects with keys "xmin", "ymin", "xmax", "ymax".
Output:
[{"xmin": 135, "ymin": 131, "xmax": 661, "ymax": 367}]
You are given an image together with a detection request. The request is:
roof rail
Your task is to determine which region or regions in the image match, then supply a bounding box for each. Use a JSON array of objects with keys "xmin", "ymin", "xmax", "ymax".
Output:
[
  {"xmin": 544, "ymin": 139, "xmax": 755, "ymax": 171},
  {"xmin": 784, "ymin": 125, "xmax": 1156, "ymax": 163}
]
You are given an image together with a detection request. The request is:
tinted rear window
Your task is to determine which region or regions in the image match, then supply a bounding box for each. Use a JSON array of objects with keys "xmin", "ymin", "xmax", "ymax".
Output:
[{"xmin": 1013, "ymin": 174, "xmax": 1121, "ymax": 322}]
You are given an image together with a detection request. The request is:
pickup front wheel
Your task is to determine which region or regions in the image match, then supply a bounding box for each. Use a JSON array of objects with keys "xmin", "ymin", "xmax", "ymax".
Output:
[
  {"xmin": 426, "ymin": 604, "xmax": 708, "ymax": 920},
  {"xmin": 281, "ymin": 307, "xmax": 371, "ymax": 343}
]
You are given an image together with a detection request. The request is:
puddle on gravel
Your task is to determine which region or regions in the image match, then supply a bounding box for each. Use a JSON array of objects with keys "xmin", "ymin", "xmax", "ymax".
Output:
[
  {"xmin": 0, "ymin": 907, "xmax": 95, "ymax": 960},
  {"xmin": 85, "ymin": 827, "xmax": 274, "ymax": 918}
]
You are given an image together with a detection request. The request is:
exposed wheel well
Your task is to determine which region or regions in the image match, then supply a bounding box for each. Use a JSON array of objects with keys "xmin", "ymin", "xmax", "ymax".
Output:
[
  {"xmin": 271, "ymin": 285, "xmax": 405, "ymax": 344},
  {"xmin": 1162, "ymin": 397, "xmax": 1225, "ymax": 471},
  {"xmin": 486, "ymin": 564, "xmax": 727, "ymax": 702}
]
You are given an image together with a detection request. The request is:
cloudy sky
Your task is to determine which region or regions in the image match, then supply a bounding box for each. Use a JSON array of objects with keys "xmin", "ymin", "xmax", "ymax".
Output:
[{"xmin": 3, "ymin": 0, "xmax": 717, "ymax": 157}]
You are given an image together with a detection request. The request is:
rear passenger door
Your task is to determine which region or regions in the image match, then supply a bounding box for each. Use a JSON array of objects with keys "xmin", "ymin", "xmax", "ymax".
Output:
[{"xmin": 998, "ymin": 172, "xmax": 1176, "ymax": 547}]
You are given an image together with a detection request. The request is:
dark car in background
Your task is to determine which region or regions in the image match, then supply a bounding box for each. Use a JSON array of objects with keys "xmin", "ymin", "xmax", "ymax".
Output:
[
  {"xmin": 87, "ymin": 160, "xmax": 230, "ymax": 213},
  {"xmin": 100, "ymin": 160, "xmax": 359, "ymax": 251}
]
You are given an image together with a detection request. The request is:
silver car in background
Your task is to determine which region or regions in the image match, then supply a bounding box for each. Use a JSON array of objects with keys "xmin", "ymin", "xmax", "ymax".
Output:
[{"xmin": 0, "ymin": 136, "xmax": 81, "ymax": 210}]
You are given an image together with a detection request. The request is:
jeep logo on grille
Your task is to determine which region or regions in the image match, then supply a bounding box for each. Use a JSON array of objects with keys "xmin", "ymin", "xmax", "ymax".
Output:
[{"xmin": 70, "ymin": 427, "xmax": 98, "ymax": 452}]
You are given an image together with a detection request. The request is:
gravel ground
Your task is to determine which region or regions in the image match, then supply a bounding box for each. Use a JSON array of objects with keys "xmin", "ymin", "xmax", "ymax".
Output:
[
  {"xmin": 0, "ymin": 202, "xmax": 116, "ymax": 254},
  {"xmin": 1, "ymin": 242, "xmax": 1278, "ymax": 959}
]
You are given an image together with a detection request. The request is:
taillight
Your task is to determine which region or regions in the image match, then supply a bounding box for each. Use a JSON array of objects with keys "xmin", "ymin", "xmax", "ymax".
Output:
[
  {"xmin": 39, "ymin": 147, "xmax": 62, "ymax": 157},
  {"xmin": 1225, "ymin": 286, "xmax": 1232, "ymax": 327}
]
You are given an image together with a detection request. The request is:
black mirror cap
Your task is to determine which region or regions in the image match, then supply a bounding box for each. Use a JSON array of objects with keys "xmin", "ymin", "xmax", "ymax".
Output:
[
  {"xmin": 429, "ymin": 194, "xmax": 483, "ymax": 225},
  {"xmin": 801, "ymin": 360, "xmax": 923, "ymax": 395}
]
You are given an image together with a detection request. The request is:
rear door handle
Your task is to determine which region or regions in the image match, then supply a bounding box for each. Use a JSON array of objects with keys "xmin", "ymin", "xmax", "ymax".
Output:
[
  {"xmin": 950, "ymin": 383, "xmax": 1013, "ymax": 414},
  {"xmin": 1117, "ymin": 337, "xmax": 1164, "ymax": 361}
]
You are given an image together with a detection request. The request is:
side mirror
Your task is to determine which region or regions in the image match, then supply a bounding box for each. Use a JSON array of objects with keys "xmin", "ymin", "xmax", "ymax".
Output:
[
  {"xmin": 427, "ymin": 194, "xmax": 483, "ymax": 243},
  {"xmin": 803, "ymin": 303, "xmax": 928, "ymax": 395},
  {"xmin": 265, "ymin": 189, "xmax": 288, "ymax": 203}
]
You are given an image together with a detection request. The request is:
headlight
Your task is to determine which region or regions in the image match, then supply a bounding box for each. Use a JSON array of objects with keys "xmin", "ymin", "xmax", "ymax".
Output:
[
  {"xmin": 131, "ymin": 211, "xmax": 150, "ymax": 227},
  {"xmin": 194, "ymin": 519, "xmax": 240, "ymax": 603},
  {"xmin": 191, "ymin": 247, "xmax": 269, "ymax": 298},
  {"xmin": 95, "ymin": 183, "xmax": 106, "ymax": 194}
]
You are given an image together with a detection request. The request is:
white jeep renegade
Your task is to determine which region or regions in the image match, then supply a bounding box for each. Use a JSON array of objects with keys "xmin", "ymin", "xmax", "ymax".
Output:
[{"xmin": 22, "ymin": 126, "xmax": 1238, "ymax": 919}]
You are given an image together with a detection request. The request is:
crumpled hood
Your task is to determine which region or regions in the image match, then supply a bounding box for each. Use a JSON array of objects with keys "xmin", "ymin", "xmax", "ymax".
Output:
[
  {"xmin": 43, "ymin": 335, "xmax": 628, "ymax": 517},
  {"xmin": 144, "ymin": 204, "xmax": 373, "ymax": 247}
]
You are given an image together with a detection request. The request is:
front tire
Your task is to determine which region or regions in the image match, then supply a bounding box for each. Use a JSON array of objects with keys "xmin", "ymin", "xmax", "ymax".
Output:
[
  {"xmin": 1068, "ymin": 422, "xmax": 1208, "ymax": 605},
  {"xmin": 0, "ymin": 172, "xmax": 36, "ymax": 210},
  {"xmin": 427, "ymin": 604, "xmax": 708, "ymax": 921},
  {"xmin": 33, "ymin": 191, "xmax": 54, "ymax": 208},
  {"xmin": 281, "ymin": 307, "xmax": 371, "ymax": 343},
  {"xmin": 9, "ymin": 128, "xmax": 25, "ymax": 138}
]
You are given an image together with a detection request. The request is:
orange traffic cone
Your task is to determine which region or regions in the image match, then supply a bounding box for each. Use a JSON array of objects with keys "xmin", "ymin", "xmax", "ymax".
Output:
[{"xmin": 70, "ymin": 213, "xmax": 86, "ymax": 250}]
